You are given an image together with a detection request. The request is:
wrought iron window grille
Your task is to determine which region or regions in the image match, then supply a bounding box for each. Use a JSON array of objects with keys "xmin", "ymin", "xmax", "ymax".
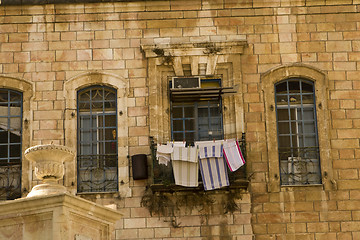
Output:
[
  {"xmin": 275, "ymin": 78, "xmax": 321, "ymax": 186},
  {"xmin": 0, "ymin": 89, "xmax": 22, "ymax": 200},
  {"xmin": 77, "ymin": 85, "xmax": 118, "ymax": 193}
]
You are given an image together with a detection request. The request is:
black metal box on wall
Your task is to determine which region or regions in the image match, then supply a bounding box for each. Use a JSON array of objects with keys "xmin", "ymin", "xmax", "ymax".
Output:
[{"xmin": 131, "ymin": 154, "xmax": 148, "ymax": 180}]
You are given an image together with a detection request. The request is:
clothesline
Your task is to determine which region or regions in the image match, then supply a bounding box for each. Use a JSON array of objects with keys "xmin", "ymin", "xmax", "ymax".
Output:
[{"xmin": 156, "ymin": 139, "xmax": 245, "ymax": 191}]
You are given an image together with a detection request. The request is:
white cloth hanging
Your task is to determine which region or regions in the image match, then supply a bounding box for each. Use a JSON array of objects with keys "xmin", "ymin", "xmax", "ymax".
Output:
[
  {"xmin": 223, "ymin": 139, "xmax": 245, "ymax": 172},
  {"xmin": 171, "ymin": 146, "xmax": 199, "ymax": 187},
  {"xmin": 156, "ymin": 141, "xmax": 185, "ymax": 166}
]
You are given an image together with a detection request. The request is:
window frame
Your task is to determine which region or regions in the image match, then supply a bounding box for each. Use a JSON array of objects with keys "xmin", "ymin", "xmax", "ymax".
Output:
[
  {"xmin": 0, "ymin": 89, "xmax": 23, "ymax": 200},
  {"xmin": 170, "ymin": 78, "xmax": 224, "ymax": 144},
  {"xmin": 274, "ymin": 78, "xmax": 321, "ymax": 186},
  {"xmin": 76, "ymin": 85, "xmax": 118, "ymax": 193},
  {"xmin": 261, "ymin": 64, "xmax": 331, "ymax": 192}
]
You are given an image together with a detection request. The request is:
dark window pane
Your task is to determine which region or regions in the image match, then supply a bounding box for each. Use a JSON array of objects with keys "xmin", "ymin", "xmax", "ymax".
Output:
[
  {"xmin": 301, "ymin": 81, "xmax": 314, "ymax": 93},
  {"xmin": 10, "ymin": 133, "xmax": 20, "ymax": 143},
  {"xmin": 288, "ymin": 80, "xmax": 300, "ymax": 93},
  {"xmin": 0, "ymin": 90, "xmax": 8, "ymax": 102},
  {"xmin": 10, "ymin": 144, "xmax": 20, "ymax": 158},
  {"xmin": 173, "ymin": 120, "xmax": 183, "ymax": 131},
  {"xmin": 173, "ymin": 132, "xmax": 183, "ymax": 141},
  {"xmin": 0, "ymin": 145, "xmax": 8, "ymax": 158},
  {"xmin": 184, "ymin": 106, "xmax": 194, "ymax": 118},
  {"xmin": 185, "ymin": 132, "xmax": 195, "ymax": 143},
  {"xmin": 275, "ymin": 81, "xmax": 287, "ymax": 94},
  {"xmin": 185, "ymin": 119, "xmax": 195, "ymax": 130},
  {"xmin": 172, "ymin": 107, "xmax": 183, "ymax": 118},
  {"xmin": 0, "ymin": 132, "xmax": 8, "ymax": 144},
  {"xmin": 105, "ymin": 115, "xmax": 116, "ymax": 127}
]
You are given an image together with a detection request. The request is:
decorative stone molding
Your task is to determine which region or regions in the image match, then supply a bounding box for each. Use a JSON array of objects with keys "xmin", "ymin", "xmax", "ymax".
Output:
[
  {"xmin": 25, "ymin": 144, "xmax": 74, "ymax": 197},
  {"xmin": 141, "ymin": 41, "xmax": 247, "ymax": 76},
  {"xmin": 141, "ymin": 41, "xmax": 247, "ymax": 143}
]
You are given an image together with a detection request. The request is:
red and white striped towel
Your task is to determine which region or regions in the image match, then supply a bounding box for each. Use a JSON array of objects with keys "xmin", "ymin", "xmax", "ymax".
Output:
[{"xmin": 223, "ymin": 139, "xmax": 245, "ymax": 172}]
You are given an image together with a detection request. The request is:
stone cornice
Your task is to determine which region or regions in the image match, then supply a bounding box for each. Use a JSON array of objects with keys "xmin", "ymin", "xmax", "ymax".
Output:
[{"xmin": 141, "ymin": 41, "xmax": 247, "ymax": 58}]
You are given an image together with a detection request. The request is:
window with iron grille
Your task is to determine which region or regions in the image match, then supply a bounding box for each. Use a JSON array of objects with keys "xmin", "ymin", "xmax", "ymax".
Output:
[
  {"xmin": 77, "ymin": 85, "xmax": 118, "ymax": 193},
  {"xmin": 275, "ymin": 78, "xmax": 321, "ymax": 185},
  {"xmin": 0, "ymin": 89, "xmax": 22, "ymax": 200},
  {"xmin": 171, "ymin": 79, "xmax": 223, "ymax": 144}
]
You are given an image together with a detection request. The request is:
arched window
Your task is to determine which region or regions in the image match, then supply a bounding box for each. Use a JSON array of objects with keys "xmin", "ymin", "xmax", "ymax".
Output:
[
  {"xmin": 0, "ymin": 89, "xmax": 22, "ymax": 200},
  {"xmin": 77, "ymin": 85, "xmax": 118, "ymax": 193},
  {"xmin": 275, "ymin": 78, "xmax": 321, "ymax": 185}
]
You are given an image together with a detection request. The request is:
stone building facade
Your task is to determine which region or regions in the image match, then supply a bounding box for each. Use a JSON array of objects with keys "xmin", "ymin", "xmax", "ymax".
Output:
[{"xmin": 0, "ymin": 0, "xmax": 359, "ymax": 239}]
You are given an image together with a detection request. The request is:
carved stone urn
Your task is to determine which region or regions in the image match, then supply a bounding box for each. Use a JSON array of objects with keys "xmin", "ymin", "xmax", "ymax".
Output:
[{"xmin": 24, "ymin": 144, "xmax": 74, "ymax": 198}]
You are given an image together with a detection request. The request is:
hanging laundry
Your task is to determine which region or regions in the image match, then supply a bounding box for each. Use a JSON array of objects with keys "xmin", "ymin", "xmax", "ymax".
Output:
[
  {"xmin": 199, "ymin": 157, "xmax": 229, "ymax": 191},
  {"xmin": 195, "ymin": 140, "xmax": 223, "ymax": 159},
  {"xmin": 156, "ymin": 141, "xmax": 185, "ymax": 166},
  {"xmin": 156, "ymin": 143, "xmax": 172, "ymax": 166},
  {"xmin": 223, "ymin": 139, "xmax": 245, "ymax": 172},
  {"xmin": 171, "ymin": 146, "xmax": 199, "ymax": 187}
]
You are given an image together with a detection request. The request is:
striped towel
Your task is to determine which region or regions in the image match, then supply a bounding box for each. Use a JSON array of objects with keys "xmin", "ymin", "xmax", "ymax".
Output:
[
  {"xmin": 172, "ymin": 145, "xmax": 197, "ymax": 162},
  {"xmin": 223, "ymin": 139, "xmax": 245, "ymax": 172},
  {"xmin": 199, "ymin": 157, "xmax": 229, "ymax": 191},
  {"xmin": 171, "ymin": 146, "xmax": 199, "ymax": 187},
  {"xmin": 195, "ymin": 140, "xmax": 223, "ymax": 159}
]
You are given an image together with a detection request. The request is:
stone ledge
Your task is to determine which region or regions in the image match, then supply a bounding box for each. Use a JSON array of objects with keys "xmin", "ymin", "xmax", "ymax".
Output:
[
  {"xmin": 150, "ymin": 179, "xmax": 249, "ymax": 193},
  {"xmin": 0, "ymin": 192, "xmax": 122, "ymax": 221},
  {"xmin": 0, "ymin": 193, "xmax": 122, "ymax": 240}
]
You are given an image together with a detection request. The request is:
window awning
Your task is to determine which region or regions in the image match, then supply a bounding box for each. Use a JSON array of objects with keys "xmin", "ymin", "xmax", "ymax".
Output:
[{"xmin": 170, "ymin": 85, "xmax": 238, "ymax": 101}]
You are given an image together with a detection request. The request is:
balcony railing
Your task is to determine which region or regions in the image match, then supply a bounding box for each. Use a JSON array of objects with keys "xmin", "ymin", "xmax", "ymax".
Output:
[
  {"xmin": 77, "ymin": 154, "xmax": 118, "ymax": 193},
  {"xmin": 278, "ymin": 146, "xmax": 321, "ymax": 186},
  {"xmin": 0, "ymin": 163, "xmax": 21, "ymax": 200},
  {"xmin": 150, "ymin": 133, "xmax": 247, "ymax": 192}
]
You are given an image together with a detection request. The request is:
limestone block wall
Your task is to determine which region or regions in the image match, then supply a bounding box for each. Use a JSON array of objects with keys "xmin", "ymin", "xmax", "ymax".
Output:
[{"xmin": 0, "ymin": 0, "xmax": 359, "ymax": 239}]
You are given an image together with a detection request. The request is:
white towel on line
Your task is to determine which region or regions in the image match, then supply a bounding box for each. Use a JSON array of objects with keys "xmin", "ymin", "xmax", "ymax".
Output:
[
  {"xmin": 171, "ymin": 146, "xmax": 199, "ymax": 187},
  {"xmin": 223, "ymin": 139, "xmax": 245, "ymax": 172},
  {"xmin": 172, "ymin": 146, "xmax": 198, "ymax": 163},
  {"xmin": 156, "ymin": 142, "xmax": 185, "ymax": 166},
  {"xmin": 157, "ymin": 143, "xmax": 173, "ymax": 154}
]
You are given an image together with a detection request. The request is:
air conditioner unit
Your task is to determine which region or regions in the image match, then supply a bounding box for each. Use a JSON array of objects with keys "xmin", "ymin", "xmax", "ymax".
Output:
[{"xmin": 172, "ymin": 77, "xmax": 201, "ymax": 89}]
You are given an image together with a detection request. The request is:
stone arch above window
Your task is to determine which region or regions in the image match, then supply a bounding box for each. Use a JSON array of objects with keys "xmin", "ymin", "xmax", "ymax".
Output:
[
  {"xmin": 261, "ymin": 64, "xmax": 332, "ymax": 192},
  {"xmin": 0, "ymin": 75, "xmax": 33, "ymax": 198},
  {"xmin": 64, "ymin": 72, "xmax": 131, "ymax": 197}
]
